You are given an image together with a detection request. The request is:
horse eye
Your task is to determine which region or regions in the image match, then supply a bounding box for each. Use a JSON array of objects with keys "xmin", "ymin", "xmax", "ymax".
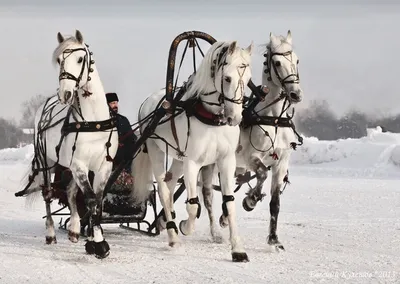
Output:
[
  {"xmin": 57, "ymin": 58, "xmax": 60, "ymax": 64},
  {"xmin": 78, "ymin": 57, "xmax": 83, "ymax": 64},
  {"xmin": 297, "ymin": 59, "xmax": 299, "ymax": 64},
  {"xmin": 225, "ymin": 76, "xmax": 232, "ymax": 83},
  {"xmin": 275, "ymin": 61, "xmax": 281, "ymax": 67}
]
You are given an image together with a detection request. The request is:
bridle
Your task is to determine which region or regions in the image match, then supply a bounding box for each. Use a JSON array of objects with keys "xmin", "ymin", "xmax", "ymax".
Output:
[
  {"xmin": 200, "ymin": 44, "xmax": 249, "ymax": 109},
  {"xmin": 57, "ymin": 43, "xmax": 94, "ymax": 100},
  {"xmin": 251, "ymin": 47, "xmax": 301, "ymax": 115},
  {"xmin": 263, "ymin": 47, "xmax": 300, "ymax": 96}
]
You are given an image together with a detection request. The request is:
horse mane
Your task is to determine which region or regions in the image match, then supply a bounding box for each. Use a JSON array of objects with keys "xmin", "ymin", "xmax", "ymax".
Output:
[
  {"xmin": 51, "ymin": 36, "xmax": 82, "ymax": 65},
  {"xmin": 184, "ymin": 41, "xmax": 235, "ymax": 99},
  {"xmin": 263, "ymin": 35, "xmax": 293, "ymax": 54}
]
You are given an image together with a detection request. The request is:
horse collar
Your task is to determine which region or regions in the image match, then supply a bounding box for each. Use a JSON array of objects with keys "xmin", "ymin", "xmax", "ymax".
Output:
[{"xmin": 193, "ymin": 101, "xmax": 226, "ymax": 126}]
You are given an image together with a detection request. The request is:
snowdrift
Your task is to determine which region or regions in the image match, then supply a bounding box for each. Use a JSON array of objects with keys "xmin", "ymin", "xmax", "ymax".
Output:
[
  {"xmin": 0, "ymin": 127, "xmax": 399, "ymax": 177},
  {"xmin": 0, "ymin": 144, "xmax": 34, "ymax": 164},
  {"xmin": 291, "ymin": 126, "xmax": 400, "ymax": 167}
]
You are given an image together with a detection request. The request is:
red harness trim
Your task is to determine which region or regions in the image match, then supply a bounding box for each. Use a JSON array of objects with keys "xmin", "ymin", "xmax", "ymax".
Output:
[{"xmin": 194, "ymin": 102, "xmax": 219, "ymax": 120}]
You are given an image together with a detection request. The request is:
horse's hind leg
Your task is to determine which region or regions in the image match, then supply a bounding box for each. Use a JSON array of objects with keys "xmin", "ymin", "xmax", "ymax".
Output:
[
  {"xmin": 43, "ymin": 172, "xmax": 56, "ymax": 244},
  {"xmin": 242, "ymin": 156, "xmax": 269, "ymax": 212},
  {"xmin": 66, "ymin": 179, "xmax": 80, "ymax": 243},
  {"xmin": 201, "ymin": 164, "xmax": 223, "ymax": 243},
  {"xmin": 157, "ymin": 159, "xmax": 183, "ymax": 231},
  {"xmin": 179, "ymin": 159, "xmax": 202, "ymax": 236},
  {"xmin": 147, "ymin": 140, "xmax": 180, "ymax": 247}
]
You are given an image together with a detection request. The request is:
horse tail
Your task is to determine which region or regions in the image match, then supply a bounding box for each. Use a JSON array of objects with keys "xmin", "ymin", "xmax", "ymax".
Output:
[
  {"xmin": 130, "ymin": 145, "xmax": 153, "ymax": 205},
  {"xmin": 15, "ymin": 157, "xmax": 45, "ymax": 208}
]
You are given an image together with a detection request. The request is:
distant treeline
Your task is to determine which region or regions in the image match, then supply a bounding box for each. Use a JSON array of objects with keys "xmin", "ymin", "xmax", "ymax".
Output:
[
  {"xmin": 1, "ymin": 97, "xmax": 400, "ymax": 149},
  {"xmin": 295, "ymin": 100, "xmax": 400, "ymax": 140}
]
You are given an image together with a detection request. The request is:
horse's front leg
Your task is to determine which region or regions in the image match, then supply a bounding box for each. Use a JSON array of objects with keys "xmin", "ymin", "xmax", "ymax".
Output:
[
  {"xmin": 179, "ymin": 160, "xmax": 201, "ymax": 236},
  {"xmin": 70, "ymin": 164, "xmax": 99, "ymax": 256},
  {"xmin": 89, "ymin": 166, "xmax": 112, "ymax": 259},
  {"xmin": 200, "ymin": 164, "xmax": 223, "ymax": 243},
  {"xmin": 267, "ymin": 162, "xmax": 288, "ymax": 252},
  {"xmin": 218, "ymin": 154, "xmax": 249, "ymax": 262},
  {"xmin": 242, "ymin": 155, "xmax": 269, "ymax": 212}
]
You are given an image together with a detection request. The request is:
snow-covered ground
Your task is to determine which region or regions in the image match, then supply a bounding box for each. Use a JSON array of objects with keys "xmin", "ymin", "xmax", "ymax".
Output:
[{"xmin": 0, "ymin": 127, "xmax": 399, "ymax": 283}]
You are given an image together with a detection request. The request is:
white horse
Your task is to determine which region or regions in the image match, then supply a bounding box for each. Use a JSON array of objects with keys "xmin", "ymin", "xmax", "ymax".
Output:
[
  {"xmin": 198, "ymin": 30, "xmax": 303, "ymax": 251},
  {"xmin": 15, "ymin": 30, "xmax": 118, "ymax": 259},
  {"xmin": 131, "ymin": 40, "xmax": 253, "ymax": 262}
]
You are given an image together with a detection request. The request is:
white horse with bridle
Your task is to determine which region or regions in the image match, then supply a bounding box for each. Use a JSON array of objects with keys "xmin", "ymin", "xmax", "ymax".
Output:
[
  {"xmin": 15, "ymin": 30, "xmax": 118, "ymax": 259},
  {"xmin": 131, "ymin": 40, "xmax": 253, "ymax": 262},
  {"xmin": 194, "ymin": 30, "xmax": 304, "ymax": 251}
]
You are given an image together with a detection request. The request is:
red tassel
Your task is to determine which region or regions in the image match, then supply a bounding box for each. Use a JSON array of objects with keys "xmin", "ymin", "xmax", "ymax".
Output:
[{"xmin": 270, "ymin": 152, "xmax": 279, "ymax": 160}]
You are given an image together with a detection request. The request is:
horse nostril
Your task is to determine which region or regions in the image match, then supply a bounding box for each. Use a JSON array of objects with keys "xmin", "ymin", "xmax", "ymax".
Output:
[
  {"xmin": 65, "ymin": 91, "xmax": 72, "ymax": 101},
  {"xmin": 290, "ymin": 92, "xmax": 300, "ymax": 101},
  {"xmin": 227, "ymin": 117, "xmax": 233, "ymax": 125}
]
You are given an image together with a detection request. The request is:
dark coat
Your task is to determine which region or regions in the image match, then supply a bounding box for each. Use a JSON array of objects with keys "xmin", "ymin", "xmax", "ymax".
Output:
[{"xmin": 113, "ymin": 113, "xmax": 137, "ymax": 171}]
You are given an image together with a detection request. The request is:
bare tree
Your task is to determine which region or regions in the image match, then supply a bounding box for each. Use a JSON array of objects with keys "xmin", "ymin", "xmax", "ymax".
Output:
[
  {"xmin": 0, "ymin": 118, "xmax": 24, "ymax": 149},
  {"xmin": 296, "ymin": 99, "xmax": 339, "ymax": 140},
  {"xmin": 19, "ymin": 94, "xmax": 48, "ymax": 128}
]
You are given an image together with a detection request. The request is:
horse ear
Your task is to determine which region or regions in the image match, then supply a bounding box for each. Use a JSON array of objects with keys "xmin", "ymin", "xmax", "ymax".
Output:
[
  {"xmin": 245, "ymin": 41, "xmax": 254, "ymax": 55},
  {"xmin": 75, "ymin": 30, "xmax": 84, "ymax": 44},
  {"xmin": 228, "ymin": 41, "xmax": 237, "ymax": 54},
  {"xmin": 57, "ymin": 32, "xmax": 64, "ymax": 44},
  {"xmin": 286, "ymin": 30, "xmax": 292, "ymax": 44},
  {"xmin": 270, "ymin": 32, "xmax": 279, "ymax": 46}
]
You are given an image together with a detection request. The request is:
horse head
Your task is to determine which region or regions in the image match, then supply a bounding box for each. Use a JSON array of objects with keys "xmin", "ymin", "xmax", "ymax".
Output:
[
  {"xmin": 188, "ymin": 41, "xmax": 253, "ymax": 126},
  {"xmin": 264, "ymin": 30, "xmax": 302, "ymax": 104},
  {"xmin": 53, "ymin": 30, "xmax": 94, "ymax": 105}
]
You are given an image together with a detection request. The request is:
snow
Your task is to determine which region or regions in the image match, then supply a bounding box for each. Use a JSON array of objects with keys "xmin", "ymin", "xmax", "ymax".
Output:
[{"xmin": 0, "ymin": 127, "xmax": 399, "ymax": 283}]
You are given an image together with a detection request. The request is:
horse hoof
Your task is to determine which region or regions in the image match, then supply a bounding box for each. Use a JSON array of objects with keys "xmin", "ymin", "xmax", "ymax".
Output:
[
  {"xmin": 212, "ymin": 235, "xmax": 224, "ymax": 244},
  {"xmin": 85, "ymin": 240, "xmax": 95, "ymax": 255},
  {"xmin": 232, "ymin": 252, "xmax": 249, "ymax": 262},
  {"xmin": 45, "ymin": 236, "xmax": 57, "ymax": 244},
  {"xmin": 219, "ymin": 215, "xmax": 228, "ymax": 228},
  {"xmin": 94, "ymin": 240, "xmax": 110, "ymax": 259},
  {"xmin": 156, "ymin": 217, "xmax": 166, "ymax": 231},
  {"xmin": 179, "ymin": 220, "xmax": 188, "ymax": 236},
  {"xmin": 68, "ymin": 231, "xmax": 80, "ymax": 243},
  {"xmin": 268, "ymin": 237, "xmax": 285, "ymax": 251},
  {"xmin": 242, "ymin": 198, "xmax": 254, "ymax": 212},
  {"xmin": 168, "ymin": 241, "xmax": 179, "ymax": 248}
]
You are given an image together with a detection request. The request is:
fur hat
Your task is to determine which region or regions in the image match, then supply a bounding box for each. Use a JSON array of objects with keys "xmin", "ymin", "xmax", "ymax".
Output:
[{"xmin": 106, "ymin": 92, "xmax": 119, "ymax": 103}]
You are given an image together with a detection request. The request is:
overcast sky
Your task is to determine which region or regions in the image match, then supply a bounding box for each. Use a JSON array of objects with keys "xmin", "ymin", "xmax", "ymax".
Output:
[{"xmin": 0, "ymin": 0, "xmax": 399, "ymax": 124}]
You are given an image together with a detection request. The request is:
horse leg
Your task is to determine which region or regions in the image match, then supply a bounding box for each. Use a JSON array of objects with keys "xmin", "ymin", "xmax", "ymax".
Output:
[
  {"xmin": 179, "ymin": 159, "xmax": 202, "ymax": 236},
  {"xmin": 43, "ymin": 172, "xmax": 56, "ymax": 244},
  {"xmin": 69, "ymin": 165, "xmax": 98, "ymax": 255},
  {"xmin": 66, "ymin": 179, "xmax": 80, "ymax": 243},
  {"xmin": 157, "ymin": 159, "xmax": 183, "ymax": 231},
  {"xmin": 201, "ymin": 164, "xmax": 223, "ymax": 243},
  {"xmin": 267, "ymin": 164, "xmax": 287, "ymax": 252},
  {"xmin": 88, "ymin": 167, "xmax": 112, "ymax": 259},
  {"xmin": 218, "ymin": 155, "xmax": 249, "ymax": 262},
  {"xmin": 147, "ymin": 141, "xmax": 180, "ymax": 247},
  {"xmin": 242, "ymin": 156, "xmax": 269, "ymax": 212}
]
